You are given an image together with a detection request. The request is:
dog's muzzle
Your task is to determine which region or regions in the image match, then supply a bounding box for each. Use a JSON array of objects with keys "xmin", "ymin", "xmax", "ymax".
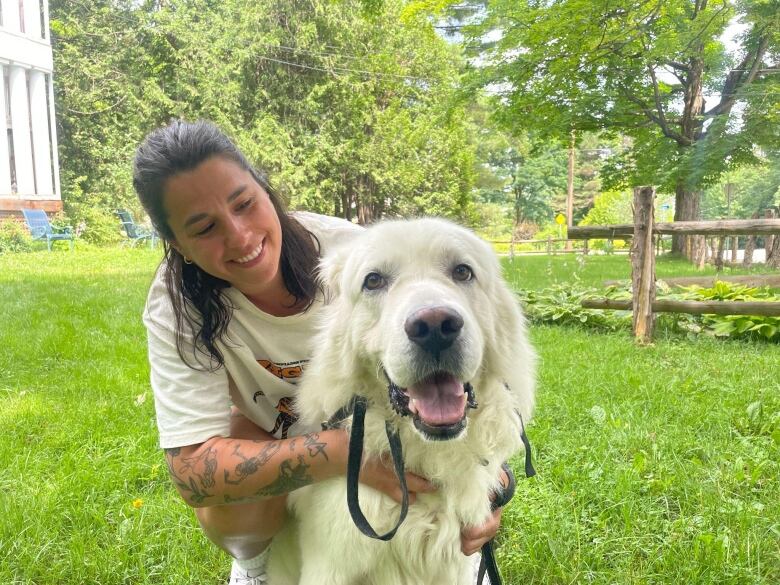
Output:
[{"xmin": 388, "ymin": 375, "xmax": 478, "ymax": 441}]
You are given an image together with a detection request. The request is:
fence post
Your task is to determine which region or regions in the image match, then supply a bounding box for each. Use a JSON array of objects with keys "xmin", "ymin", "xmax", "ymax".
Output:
[
  {"xmin": 547, "ymin": 236, "xmax": 553, "ymax": 256},
  {"xmin": 509, "ymin": 236, "xmax": 515, "ymax": 263},
  {"xmin": 631, "ymin": 186, "xmax": 656, "ymax": 343}
]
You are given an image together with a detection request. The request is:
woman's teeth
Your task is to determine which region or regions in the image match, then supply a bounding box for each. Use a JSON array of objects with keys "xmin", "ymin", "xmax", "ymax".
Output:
[{"xmin": 235, "ymin": 241, "xmax": 263, "ymax": 264}]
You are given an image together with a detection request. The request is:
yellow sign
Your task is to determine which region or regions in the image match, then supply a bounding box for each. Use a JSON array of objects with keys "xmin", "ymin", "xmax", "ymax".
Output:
[{"xmin": 555, "ymin": 213, "xmax": 566, "ymax": 225}]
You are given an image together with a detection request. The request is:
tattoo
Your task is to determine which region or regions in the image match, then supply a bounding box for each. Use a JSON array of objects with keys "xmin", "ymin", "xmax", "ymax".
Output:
[
  {"xmin": 164, "ymin": 447, "xmax": 216, "ymax": 505},
  {"xmin": 224, "ymin": 441, "xmax": 281, "ymax": 485},
  {"xmin": 303, "ymin": 433, "xmax": 329, "ymax": 461},
  {"xmin": 256, "ymin": 455, "xmax": 313, "ymax": 496}
]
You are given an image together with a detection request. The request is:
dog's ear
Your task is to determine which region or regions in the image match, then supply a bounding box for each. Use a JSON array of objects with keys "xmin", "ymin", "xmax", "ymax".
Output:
[
  {"xmin": 297, "ymin": 242, "xmax": 360, "ymax": 426},
  {"xmin": 317, "ymin": 241, "xmax": 351, "ymax": 300}
]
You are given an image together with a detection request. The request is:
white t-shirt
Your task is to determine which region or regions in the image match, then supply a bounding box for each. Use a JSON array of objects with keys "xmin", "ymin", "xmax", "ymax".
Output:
[{"xmin": 143, "ymin": 212, "xmax": 362, "ymax": 449}]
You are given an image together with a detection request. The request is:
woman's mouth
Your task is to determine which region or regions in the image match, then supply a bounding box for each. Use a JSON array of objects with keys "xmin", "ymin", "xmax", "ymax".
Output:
[{"xmin": 234, "ymin": 240, "xmax": 264, "ymax": 264}]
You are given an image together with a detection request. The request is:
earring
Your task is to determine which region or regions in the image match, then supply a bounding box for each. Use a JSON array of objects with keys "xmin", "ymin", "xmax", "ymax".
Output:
[{"xmin": 183, "ymin": 256, "xmax": 193, "ymax": 265}]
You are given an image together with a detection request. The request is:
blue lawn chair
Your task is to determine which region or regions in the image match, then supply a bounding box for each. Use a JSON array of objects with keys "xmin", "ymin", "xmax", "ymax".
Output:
[
  {"xmin": 21, "ymin": 208, "xmax": 74, "ymax": 251},
  {"xmin": 116, "ymin": 209, "xmax": 158, "ymax": 248}
]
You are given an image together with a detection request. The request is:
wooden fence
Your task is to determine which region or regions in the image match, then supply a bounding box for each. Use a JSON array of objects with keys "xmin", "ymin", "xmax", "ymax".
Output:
[{"xmin": 568, "ymin": 186, "xmax": 780, "ymax": 342}]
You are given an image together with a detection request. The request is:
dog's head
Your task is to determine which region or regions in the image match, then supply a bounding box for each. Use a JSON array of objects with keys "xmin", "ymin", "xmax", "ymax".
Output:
[{"xmin": 299, "ymin": 218, "xmax": 534, "ymax": 441}]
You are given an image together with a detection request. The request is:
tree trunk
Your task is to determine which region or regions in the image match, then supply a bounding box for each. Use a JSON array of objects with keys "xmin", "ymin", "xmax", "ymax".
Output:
[
  {"xmin": 671, "ymin": 55, "xmax": 705, "ymax": 261},
  {"xmin": 714, "ymin": 237, "xmax": 725, "ymax": 271},
  {"xmin": 671, "ymin": 181, "xmax": 702, "ymax": 259},
  {"xmin": 743, "ymin": 212, "xmax": 760, "ymax": 267},
  {"xmin": 565, "ymin": 131, "xmax": 575, "ymax": 252},
  {"xmin": 343, "ymin": 182, "xmax": 353, "ymax": 222},
  {"xmin": 743, "ymin": 235, "xmax": 756, "ymax": 267},
  {"xmin": 768, "ymin": 238, "xmax": 780, "ymax": 269},
  {"xmin": 765, "ymin": 209, "xmax": 776, "ymax": 260},
  {"xmin": 768, "ymin": 210, "xmax": 780, "ymax": 268}
]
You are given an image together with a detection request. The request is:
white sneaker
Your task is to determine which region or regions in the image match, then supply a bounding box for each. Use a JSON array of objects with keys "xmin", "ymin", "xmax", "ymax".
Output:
[{"xmin": 228, "ymin": 559, "xmax": 268, "ymax": 585}]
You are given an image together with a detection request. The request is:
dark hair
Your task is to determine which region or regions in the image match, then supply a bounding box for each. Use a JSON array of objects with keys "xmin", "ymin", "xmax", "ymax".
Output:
[{"xmin": 133, "ymin": 119, "xmax": 321, "ymax": 370}]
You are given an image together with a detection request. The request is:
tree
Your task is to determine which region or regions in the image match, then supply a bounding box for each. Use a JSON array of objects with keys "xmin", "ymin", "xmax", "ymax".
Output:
[
  {"xmin": 451, "ymin": 0, "xmax": 780, "ymax": 258},
  {"xmin": 50, "ymin": 0, "xmax": 478, "ymax": 231}
]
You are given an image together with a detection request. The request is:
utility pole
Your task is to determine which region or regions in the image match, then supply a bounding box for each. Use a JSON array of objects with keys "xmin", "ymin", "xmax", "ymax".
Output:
[{"xmin": 565, "ymin": 130, "xmax": 575, "ymax": 251}]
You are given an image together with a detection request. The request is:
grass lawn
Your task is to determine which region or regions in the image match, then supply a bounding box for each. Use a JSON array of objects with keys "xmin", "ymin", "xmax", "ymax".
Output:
[{"xmin": 1, "ymin": 248, "xmax": 778, "ymax": 584}]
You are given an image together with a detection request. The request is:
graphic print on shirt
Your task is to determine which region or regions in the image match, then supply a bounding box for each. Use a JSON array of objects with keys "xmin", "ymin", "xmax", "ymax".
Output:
[{"xmin": 252, "ymin": 359, "xmax": 308, "ymax": 438}]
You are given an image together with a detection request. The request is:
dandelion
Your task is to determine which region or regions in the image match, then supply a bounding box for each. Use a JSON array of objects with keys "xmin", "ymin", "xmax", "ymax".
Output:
[{"xmin": 132, "ymin": 498, "xmax": 143, "ymax": 509}]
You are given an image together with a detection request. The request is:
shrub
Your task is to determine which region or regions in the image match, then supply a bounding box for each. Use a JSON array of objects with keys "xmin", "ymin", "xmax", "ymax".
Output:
[
  {"xmin": 61, "ymin": 175, "xmax": 124, "ymax": 246},
  {"xmin": 0, "ymin": 217, "xmax": 33, "ymax": 253}
]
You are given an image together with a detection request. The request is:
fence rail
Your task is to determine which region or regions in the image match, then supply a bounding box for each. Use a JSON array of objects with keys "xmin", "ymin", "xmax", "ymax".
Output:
[
  {"xmin": 582, "ymin": 298, "xmax": 780, "ymax": 317},
  {"xmin": 569, "ymin": 219, "xmax": 780, "ymax": 239},
  {"xmin": 573, "ymin": 187, "xmax": 780, "ymax": 342}
]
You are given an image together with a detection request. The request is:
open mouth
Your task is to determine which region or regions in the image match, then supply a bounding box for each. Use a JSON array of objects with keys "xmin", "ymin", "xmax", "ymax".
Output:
[
  {"xmin": 234, "ymin": 239, "xmax": 264, "ymax": 264},
  {"xmin": 389, "ymin": 372, "xmax": 476, "ymax": 440}
]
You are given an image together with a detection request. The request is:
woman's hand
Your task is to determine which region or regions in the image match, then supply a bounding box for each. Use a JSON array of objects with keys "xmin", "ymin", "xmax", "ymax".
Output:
[
  {"xmin": 460, "ymin": 464, "xmax": 512, "ymax": 554},
  {"xmin": 461, "ymin": 507, "xmax": 502, "ymax": 555},
  {"xmin": 359, "ymin": 452, "xmax": 437, "ymax": 504}
]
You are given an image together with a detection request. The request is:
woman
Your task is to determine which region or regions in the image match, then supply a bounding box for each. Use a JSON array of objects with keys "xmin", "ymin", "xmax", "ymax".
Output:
[{"xmin": 134, "ymin": 120, "xmax": 505, "ymax": 585}]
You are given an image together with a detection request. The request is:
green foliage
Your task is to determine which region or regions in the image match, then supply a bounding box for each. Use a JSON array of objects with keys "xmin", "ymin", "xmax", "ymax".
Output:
[
  {"xmin": 580, "ymin": 190, "xmax": 633, "ymax": 226},
  {"xmin": 60, "ymin": 175, "xmax": 123, "ymax": 245},
  {"xmin": 677, "ymin": 282, "xmax": 780, "ymax": 341},
  {"xmin": 50, "ymin": 0, "xmax": 477, "ymax": 227},
  {"xmin": 701, "ymin": 156, "xmax": 780, "ymax": 219},
  {"xmin": 0, "ymin": 219, "xmax": 33, "ymax": 254},
  {"xmin": 455, "ymin": 0, "xmax": 780, "ymax": 205},
  {"xmin": 518, "ymin": 284, "xmax": 631, "ymax": 330},
  {"xmin": 521, "ymin": 278, "xmax": 780, "ymax": 342}
]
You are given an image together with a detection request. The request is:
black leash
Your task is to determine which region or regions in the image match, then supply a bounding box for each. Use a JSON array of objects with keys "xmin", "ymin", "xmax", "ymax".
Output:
[
  {"xmin": 477, "ymin": 410, "xmax": 536, "ymax": 585},
  {"xmin": 339, "ymin": 391, "xmax": 536, "ymax": 585},
  {"xmin": 346, "ymin": 395, "xmax": 409, "ymax": 540}
]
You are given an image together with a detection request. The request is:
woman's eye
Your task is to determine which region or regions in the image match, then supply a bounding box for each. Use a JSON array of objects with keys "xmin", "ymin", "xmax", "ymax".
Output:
[
  {"xmin": 362, "ymin": 272, "xmax": 387, "ymax": 291},
  {"xmin": 195, "ymin": 223, "xmax": 215, "ymax": 237},
  {"xmin": 452, "ymin": 264, "xmax": 473, "ymax": 282},
  {"xmin": 236, "ymin": 198, "xmax": 254, "ymax": 211}
]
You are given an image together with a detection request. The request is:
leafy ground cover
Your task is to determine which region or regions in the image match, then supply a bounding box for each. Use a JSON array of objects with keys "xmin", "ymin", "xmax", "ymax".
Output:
[{"xmin": 1, "ymin": 249, "xmax": 778, "ymax": 584}]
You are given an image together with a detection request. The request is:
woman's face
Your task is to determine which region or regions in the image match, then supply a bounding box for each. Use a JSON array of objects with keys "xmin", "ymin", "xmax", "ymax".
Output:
[{"xmin": 163, "ymin": 156, "xmax": 285, "ymax": 303}]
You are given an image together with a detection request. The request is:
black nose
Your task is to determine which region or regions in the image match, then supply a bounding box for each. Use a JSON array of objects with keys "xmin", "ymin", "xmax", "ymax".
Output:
[{"xmin": 404, "ymin": 306, "xmax": 464, "ymax": 356}]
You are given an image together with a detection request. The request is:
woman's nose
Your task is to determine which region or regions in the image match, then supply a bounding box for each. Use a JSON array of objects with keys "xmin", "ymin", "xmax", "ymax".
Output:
[{"xmin": 224, "ymin": 217, "xmax": 251, "ymax": 249}]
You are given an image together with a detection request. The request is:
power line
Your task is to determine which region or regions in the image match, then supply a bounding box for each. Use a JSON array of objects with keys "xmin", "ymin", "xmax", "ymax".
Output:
[
  {"xmin": 255, "ymin": 55, "xmax": 434, "ymax": 83},
  {"xmin": 259, "ymin": 43, "xmax": 366, "ymax": 62}
]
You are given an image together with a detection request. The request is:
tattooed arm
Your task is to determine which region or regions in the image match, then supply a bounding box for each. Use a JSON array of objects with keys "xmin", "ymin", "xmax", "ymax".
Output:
[
  {"xmin": 164, "ymin": 430, "xmax": 435, "ymax": 508},
  {"xmin": 163, "ymin": 430, "xmax": 347, "ymax": 507}
]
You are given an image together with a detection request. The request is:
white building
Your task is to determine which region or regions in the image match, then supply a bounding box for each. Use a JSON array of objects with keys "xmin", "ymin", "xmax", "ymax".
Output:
[{"xmin": 0, "ymin": 0, "xmax": 61, "ymax": 215}]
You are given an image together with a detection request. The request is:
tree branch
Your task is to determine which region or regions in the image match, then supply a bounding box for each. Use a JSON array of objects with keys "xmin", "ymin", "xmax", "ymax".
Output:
[
  {"xmin": 621, "ymin": 89, "xmax": 690, "ymax": 145},
  {"xmin": 705, "ymin": 35, "xmax": 769, "ymax": 118},
  {"xmin": 648, "ymin": 65, "xmax": 674, "ymax": 137}
]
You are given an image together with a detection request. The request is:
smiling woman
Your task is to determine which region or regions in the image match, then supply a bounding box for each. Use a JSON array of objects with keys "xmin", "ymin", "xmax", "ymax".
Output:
[
  {"xmin": 161, "ymin": 157, "xmax": 289, "ymax": 314},
  {"xmin": 131, "ymin": 120, "xmax": 508, "ymax": 585}
]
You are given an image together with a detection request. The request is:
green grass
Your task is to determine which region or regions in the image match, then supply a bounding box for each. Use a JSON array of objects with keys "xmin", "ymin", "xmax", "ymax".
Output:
[
  {"xmin": 503, "ymin": 252, "xmax": 778, "ymax": 291},
  {"xmin": 1, "ymin": 249, "xmax": 778, "ymax": 584}
]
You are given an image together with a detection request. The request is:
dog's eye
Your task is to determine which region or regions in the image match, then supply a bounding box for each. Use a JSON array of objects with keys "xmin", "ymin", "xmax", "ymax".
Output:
[
  {"xmin": 452, "ymin": 264, "xmax": 473, "ymax": 282},
  {"xmin": 362, "ymin": 272, "xmax": 387, "ymax": 291}
]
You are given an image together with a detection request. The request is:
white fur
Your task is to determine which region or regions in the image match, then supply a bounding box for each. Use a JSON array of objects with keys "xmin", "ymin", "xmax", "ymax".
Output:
[{"xmin": 266, "ymin": 218, "xmax": 536, "ymax": 585}]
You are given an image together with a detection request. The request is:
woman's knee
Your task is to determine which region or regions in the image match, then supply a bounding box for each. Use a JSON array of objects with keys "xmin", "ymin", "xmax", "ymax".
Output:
[{"xmin": 195, "ymin": 496, "xmax": 288, "ymax": 555}]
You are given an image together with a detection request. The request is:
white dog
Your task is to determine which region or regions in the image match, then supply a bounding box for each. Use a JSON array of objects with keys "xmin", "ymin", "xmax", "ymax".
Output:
[{"xmin": 267, "ymin": 218, "xmax": 536, "ymax": 585}]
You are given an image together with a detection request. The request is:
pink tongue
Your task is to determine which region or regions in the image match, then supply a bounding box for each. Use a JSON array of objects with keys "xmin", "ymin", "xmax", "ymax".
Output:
[{"xmin": 406, "ymin": 373, "xmax": 467, "ymax": 426}]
